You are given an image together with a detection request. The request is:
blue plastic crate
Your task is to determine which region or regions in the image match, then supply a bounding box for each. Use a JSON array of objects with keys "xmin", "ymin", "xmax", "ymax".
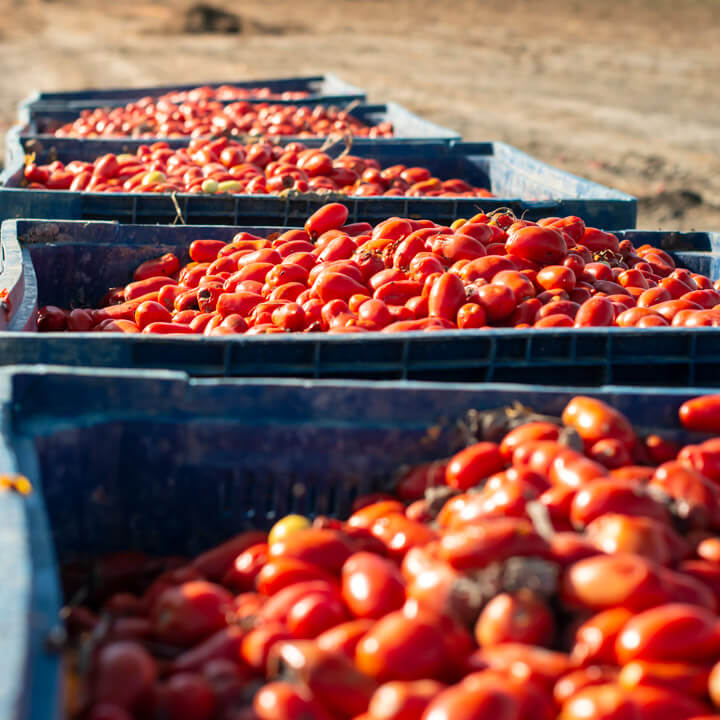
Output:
[
  {"xmin": 2, "ymin": 220, "xmax": 720, "ymax": 386},
  {"xmin": 0, "ymin": 139, "xmax": 637, "ymax": 229},
  {"xmin": 0, "ymin": 368, "xmax": 716, "ymax": 720},
  {"xmin": 17, "ymin": 74, "xmax": 366, "ymax": 120},
  {"xmin": 10, "ymin": 102, "xmax": 460, "ymax": 152}
]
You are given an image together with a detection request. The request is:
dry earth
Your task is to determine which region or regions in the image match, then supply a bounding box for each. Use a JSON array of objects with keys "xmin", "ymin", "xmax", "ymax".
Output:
[{"xmin": 0, "ymin": 0, "xmax": 718, "ymax": 229}]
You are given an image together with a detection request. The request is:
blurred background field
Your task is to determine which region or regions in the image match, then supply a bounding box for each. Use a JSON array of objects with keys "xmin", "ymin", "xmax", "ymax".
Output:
[{"xmin": 0, "ymin": 0, "xmax": 718, "ymax": 229}]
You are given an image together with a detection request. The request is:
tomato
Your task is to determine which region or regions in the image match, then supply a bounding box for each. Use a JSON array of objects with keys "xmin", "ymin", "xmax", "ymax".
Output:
[
  {"xmin": 428, "ymin": 273, "xmax": 466, "ymax": 322},
  {"xmin": 368, "ymin": 679, "xmax": 445, "ymax": 720},
  {"xmin": 586, "ymin": 514, "xmax": 687, "ymax": 566},
  {"xmin": 286, "ymin": 590, "xmax": 348, "ymax": 637},
  {"xmin": 507, "ymin": 226, "xmax": 567, "ymax": 264},
  {"xmin": 570, "ymin": 480, "xmax": 669, "ymax": 527},
  {"xmin": 472, "ymin": 643, "xmax": 572, "ymax": 689},
  {"xmin": 571, "ymin": 608, "xmax": 634, "ymax": 666},
  {"xmin": 304, "ymin": 203, "xmax": 350, "ymax": 238},
  {"xmin": 317, "ymin": 618, "xmax": 374, "ymax": 658},
  {"xmin": 446, "ymin": 442, "xmax": 505, "ymax": 491},
  {"xmin": 150, "ymin": 581, "xmax": 232, "ymax": 646},
  {"xmin": 421, "ymin": 677, "xmax": 521, "ymax": 720},
  {"xmin": 268, "ymin": 528, "xmax": 354, "ymax": 573},
  {"xmin": 615, "ymin": 603, "xmax": 720, "ymax": 664},
  {"xmin": 559, "ymin": 683, "xmax": 638, "ymax": 720},
  {"xmin": 475, "ymin": 591, "xmax": 555, "ymax": 647},
  {"xmin": 92, "ymin": 642, "xmax": 157, "ymax": 712},
  {"xmin": 561, "ymin": 553, "xmax": 673, "ymax": 611},
  {"xmin": 371, "ymin": 514, "xmax": 437, "ymax": 560},
  {"xmin": 438, "ymin": 518, "xmax": 548, "ymax": 570},
  {"xmin": 191, "ymin": 530, "xmax": 267, "ymax": 580},
  {"xmin": 271, "ymin": 641, "xmax": 378, "ymax": 717},
  {"xmin": 562, "ymin": 396, "xmax": 636, "ymax": 449},
  {"xmin": 341, "ymin": 552, "xmax": 406, "ymax": 619},
  {"xmin": 680, "ymin": 395, "xmax": 720, "ymax": 433},
  {"xmin": 253, "ymin": 682, "xmax": 333, "ymax": 720},
  {"xmin": 618, "ymin": 661, "xmax": 711, "ymax": 697},
  {"xmin": 221, "ymin": 543, "xmax": 268, "ymax": 592},
  {"xmin": 154, "ymin": 673, "xmax": 216, "ymax": 720},
  {"xmin": 356, "ymin": 610, "xmax": 451, "ymax": 683},
  {"xmin": 574, "ymin": 296, "xmax": 616, "ymax": 326},
  {"xmin": 255, "ymin": 557, "xmax": 337, "ymax": 595},
  {"xmin": 554, "ymin": 667, "xmax": 620, "ymax": 705}
]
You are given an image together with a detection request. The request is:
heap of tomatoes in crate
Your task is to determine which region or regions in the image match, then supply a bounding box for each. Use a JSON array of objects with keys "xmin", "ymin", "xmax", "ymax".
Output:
[
  {"xmin": 23, "ymin": 139, "xmax": 491, "ymax": 197},
  {"xmin": 63, "ymin": 395, "xmax": 720, "ymax": 720},
  {"xmin": 39, "ymin": 205, "xmax": 720, "ymax": 334},
  {"xmin": 50, "ymin": 100, "xmax": 392, "ymax": 140}
]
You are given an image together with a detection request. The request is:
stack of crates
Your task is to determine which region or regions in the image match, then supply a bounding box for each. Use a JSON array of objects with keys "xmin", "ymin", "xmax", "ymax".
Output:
[{"xmin": 1, "ymin": 73, "xmax": 719, "ymax": 720}]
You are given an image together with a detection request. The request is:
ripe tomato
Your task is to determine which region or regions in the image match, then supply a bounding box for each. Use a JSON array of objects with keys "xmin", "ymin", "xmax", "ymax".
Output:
[
  {"xmin": 474, "ymin": 591, "xmax": 555, "ymax": 647},
  {"xmin": 341, "ymin": 552, "xmax": 406, "ymax": 619},
  {"xmin": 446, "ymin": 442, "xmax": 505, "ymax": 491}
]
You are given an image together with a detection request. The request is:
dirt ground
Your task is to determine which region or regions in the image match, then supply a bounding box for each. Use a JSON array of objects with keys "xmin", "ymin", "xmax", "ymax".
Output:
[{"xmin": 0, "ymin": 0, "xmax": 718, "ymax": 229}]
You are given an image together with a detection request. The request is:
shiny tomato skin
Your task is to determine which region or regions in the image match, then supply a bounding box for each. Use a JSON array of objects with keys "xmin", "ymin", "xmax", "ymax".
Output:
[
  {"xmin": 506, "ymin": 226, "xmax": 567, "ymax": 265},
  {"xmin": 615, "ymin": 603, "xmax": 720, "ymax": 664},
  {"xmin": 368, "ymin": 679, "xmax": 446, "ymax": 720},
  {"xmin": 679, "ymin": 395, "xmax": 720, "ymax": 433},
  {"xmin": 562, "ymin": 396, "xmax": 636, "ymax": 449},
  {"xmin": 316, "ymin": 618, "xmax": 374, "ymax": 658},
  {"xmin": 355, "ymin": 610, "xmax": 450, "ymax": 683},
  {"xmin": 475, "ymin": 591, "xmax": 555, "ymax": 647},
  {"xmin": 268, "ymin": 528, "xmax": 354, "ymax": 574},
  {"xmin": 574, "ymin": 296, "xmax": 616, "ymax": 327},
  {"xmin": 559, "ymin": 683, "xmax": 639, "ymax": 720},
  {"xmin": 305, "ymin": 203, "xmax": 349, "ymax": 237},
  {"xmin": 446, "ymin": 442, "xmax": 505, "ymax": 491},
  {"xmin": 341, "ymin": 552, "xmax": 406, "ymax": 619},
  {"xmin": 571, "ymin": 608, "xmax": 635, "ymax": 666},
  {"xmin": 428, "ymin": 273, "xmax": 466, "ymax": 322}
]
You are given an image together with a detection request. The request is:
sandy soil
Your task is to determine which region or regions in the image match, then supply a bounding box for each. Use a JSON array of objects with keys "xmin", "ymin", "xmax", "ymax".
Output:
[{"xmin": 0, "ymin": 0, "xmax": 718, "ymax": 229}]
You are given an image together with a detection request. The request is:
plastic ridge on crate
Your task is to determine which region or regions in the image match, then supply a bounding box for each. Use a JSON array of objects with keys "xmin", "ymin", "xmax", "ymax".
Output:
[
  {"xmin": 10, "ymin": 102, "xmax": 460, "ymax": 151},
  {"xmin": 0, "ymin": 139, "xmax": 637, "ymax": 229},
  {"xmin": 0, "ymin": 367, "xmax": 718, "ymax": 720},
  {"xmin": 16, "ymin": 74, "xmax": 367, "ymax": 120},
  {"xmin": 2, "ymin": 220, "xmax": 720, "ymax": 386}
]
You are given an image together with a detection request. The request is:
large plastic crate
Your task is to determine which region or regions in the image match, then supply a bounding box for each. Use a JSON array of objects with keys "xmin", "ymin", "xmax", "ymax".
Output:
[
  {"xmin": 17, "ymin": 74, "xmax": 366, "ymax": 119},
  {"xmin": 1, "ymin": 220, "xmax": 720, "ymax": 386},
  {"xmin": 0, "ymin": 367, "xmax": 715, "ymax": 720},
  {"xmin": 0, "ymin": 140, "xmax": 637, "ymax": 229},
  {"xmin": 9, "ymin": 102, "xmax": 460, "ymax": 153}
]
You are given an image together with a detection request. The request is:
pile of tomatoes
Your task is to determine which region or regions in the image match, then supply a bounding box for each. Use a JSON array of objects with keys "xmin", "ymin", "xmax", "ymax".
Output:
[
  {"xmin": 38, "ymin": 206, "xmax": 720, "ymax": 334},
  {"xmin": 49, "ymin": 100, "xmax": 392, "ymax": 140},
  {"xmin": 159, "ymin": 85, "xmax": 312, "ymax": 104},
  {"xmin": 23, "ymin": 139, "xmax": 490, "ymax": 198},
  {"xmin": 62, "ymin": 394, "xmax": 720, "ymax": 720}
]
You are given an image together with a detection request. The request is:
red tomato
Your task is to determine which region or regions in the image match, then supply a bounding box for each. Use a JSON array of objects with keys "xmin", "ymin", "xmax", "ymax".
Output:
[
  {"xmin": 341, "ymin": 552, "xmax": 406, "ymax": 619},
  {"xmin": 475, "ymin": 591, "xmax": 555, "ymax": 647},
  {"xmin": 304, "ymin": 203, "xmax": 349, "ymax": 237},
  {"xmin": 92, "ymin": 642, "xmax": 157, "ymax": 712},
  {"xmin": 356, "ymin": 610, "xmax": 451, "ymax": 683},
  {"xmin": 446, "ymin": 442, "xmax": 505, "ymax": 491},
  {"xmin": 562, "ymin": 396, "xmax": 636, "ymax": 449},
  {"xmin": 506, "ymin": 226, "xmax": 567, "ymax": 264},
  {"xmin": 615, "ymin": 603, "xmax": 720, "ymax": 664},
  {"xmin": 428, "ymin": 273, "xmax": 466, "ymax": 322},
  {"xmin": 680, "ymin": 395, "xmax": 720, "ymax": 433}
]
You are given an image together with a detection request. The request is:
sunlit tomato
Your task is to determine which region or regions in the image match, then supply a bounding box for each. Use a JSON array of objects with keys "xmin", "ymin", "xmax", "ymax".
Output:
[
  {"xmin": 268, "ymin": 528, "xmax": 354, "ymax": 573},
  {"xmin": 507, "ymin": 226, "xmax": 567, "ymax": 264},
  {"xmin": 341, "ymin": 552, "xmax": 406, "ymax": 619},
  {"xmin": 255, "ymin": 557, "xmax": 337, "ymax": 595},
  {"xmin": 371, "ymin": 514, "xmax": 437, "ymax": 560},
  {"xmin": 304, "ymin": 203, "xmax": 349, "ymax": 238},
  {"xmin": 559, "ymin": 683, "xmax": 638, "ymax": 720},
  {"xmin": 438, "ymin": 517, "xmax": 548, "ymax": 570},
  {"xmin": 421, "ymin": 676, "xmax": 521, "ymax": 720},
  {"xmin": 355, "ymin": 610, "xmax": 450, "ymax": 683},
  {"xmin": 571, "ymin": 608, "xmax": 634, "ymax": 666},
  {"xmin": 475, "ymin": 590, "xmax": 555, "ymax": 647},
  {"xmin": 446, "ymin": 442, "xmax": 505, "ymax": 490},
  {"xmin": 554, "ymin": 667, "xmax": 620, "ymax": 705},
  {"xmin": 367, "ymin": 679, "xmax": 445, "ymax": 720},
  {"xmin": 317, "ymin": 618, "xmax": 374, "ymax": 658},
  {"xmin": 428, "ymin": 273, "xmax": 466, "ymax": 322},
  {"xmin": 253, "ymin": 682, "xmax": 332, "ymax": 720},
  {"xmin": 570, "ymin": 480, "xmax": 669, "ymax": 528},
  {"xmin": 615, "ymin": 603, "xmax": 720, "ymax": 664},
  {"xmin": 562, "ymin": 396, "xmax": 636, "ymax": 449},
  {"xmin": 618, "ymin": 660, "xmax": 711, "ymax": 697},
  {"xmin": 679, "ymin": 395, "xmax": 720, "ymax": 434}
]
